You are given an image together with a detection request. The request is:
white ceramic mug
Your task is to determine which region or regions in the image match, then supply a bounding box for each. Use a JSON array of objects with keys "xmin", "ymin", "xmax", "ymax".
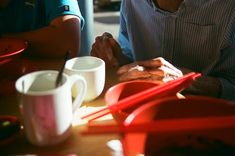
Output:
[
  {"xmin": 65, "ymin": 56, "xmax": 105, "ymax": 102},
  {"xmin": 15, "ymin": 70, "xmax": 87, "ymax": 146}
]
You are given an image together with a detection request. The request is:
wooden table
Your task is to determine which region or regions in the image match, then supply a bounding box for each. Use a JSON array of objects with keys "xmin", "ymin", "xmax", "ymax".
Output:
[{"xmin": 0, "ymin": 57, "xmax": 121, "ymax": 155}]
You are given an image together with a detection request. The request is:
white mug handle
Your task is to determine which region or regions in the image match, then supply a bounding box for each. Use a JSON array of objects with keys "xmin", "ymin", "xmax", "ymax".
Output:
[{"xmin": 68, "ymin": 75, "xmax": 87, "ymax": 114}]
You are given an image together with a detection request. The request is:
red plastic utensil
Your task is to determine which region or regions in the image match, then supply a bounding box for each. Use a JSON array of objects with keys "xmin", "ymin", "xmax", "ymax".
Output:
[
  {"xmin": 81, "ymin": 72, "xmax": 201, "ymax": 122},
  {"xmin": 82, "ymin": 116, "xmax": 235, "ymax": 134}
]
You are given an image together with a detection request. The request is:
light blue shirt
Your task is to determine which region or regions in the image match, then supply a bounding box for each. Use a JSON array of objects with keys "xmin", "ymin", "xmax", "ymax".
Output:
[
  {"xmin": 118, "ymin": 0, "xmax": 235, "ymax": 101},
  {"xmin": 0, "ymin": 0, "xmax": 84, "ymax": 34}
]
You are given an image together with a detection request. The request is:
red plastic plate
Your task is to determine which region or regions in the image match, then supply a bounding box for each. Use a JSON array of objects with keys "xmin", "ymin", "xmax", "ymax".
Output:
[
  {"xmin": 123, "ymin": 96, "xmax": 235, "ymax": 156},
  {"xmin": 0, "ymin": 38, "xmax": 27, "ymax": 61}
]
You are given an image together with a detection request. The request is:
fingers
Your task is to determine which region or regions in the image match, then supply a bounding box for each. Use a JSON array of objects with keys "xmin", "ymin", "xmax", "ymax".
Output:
[
  {"xmin": 91, "ymin": 33, "xmax": 119, "ymax": 68},
  {"xmin": 118, "ymin": 65, "xmax": 164, "ymax": 82},
  {"xmin": 102, "ymin": 32, "xmax": 121, "ymax": 64},
  {"xmin": 118, "ymin": 66, "xmax": 180, "ymax": 82},
  {"xmin": 102, "ymin": 32, "xmax": 113, "ymax": 38},
  {"xmin": 103, "ymin": 39, "xmax": 119, "ymax": 67},
  {"xmin": 91, "ymin": 36, "xmax": 104, "ymax": 57},
  {"xmin": 118, "ymin": 65, "xmax": 151, "ymax": 81},
  {"xmin": 151, "ymin": 66, "xmax": 181, "ymax": 79},
  {"xmin": 137, "ymin": 57, "xmax": 182, "ymax": 76},
  {"xmin": 154, "ymin": 58, "xmax": 183, "ymax": 77},
  {"xmin": 117, "ymin": 62, "xmax": 138, "ymax": 75},
  {"xmin": 117, "ymin": 58, "xmax": 164, "ymax": 75},
  {"xmin": 117, "ymin": 57, "xmax": 183, "ymax": 83}
]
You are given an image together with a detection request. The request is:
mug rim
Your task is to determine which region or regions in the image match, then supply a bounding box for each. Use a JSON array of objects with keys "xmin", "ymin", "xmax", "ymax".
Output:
[
  {"xmin": 15, "ymin": 70, "xmax": 68, "ymax": 96},
  {"xmin": 65, "ymin": 56, "xmax": 105, "ymax": 72}
]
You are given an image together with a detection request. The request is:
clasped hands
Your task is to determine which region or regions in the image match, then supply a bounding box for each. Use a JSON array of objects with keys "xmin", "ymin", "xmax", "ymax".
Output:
[{"xmin": 91, "ymin": 32, "xmax": 183, "ymax": 83}]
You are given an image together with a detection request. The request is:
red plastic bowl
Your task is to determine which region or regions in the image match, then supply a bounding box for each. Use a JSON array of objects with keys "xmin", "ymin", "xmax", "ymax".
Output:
[
  {"xmin": 0, "ymin": 38, "xmax": 27, "ymax": 62},
  {"xmin": 105, "ymin": 80, "xmax": 162, "ymax": 122},
  {"xmin": 122, "ymin": 96, "xmax": 235, "ymax": 156}
]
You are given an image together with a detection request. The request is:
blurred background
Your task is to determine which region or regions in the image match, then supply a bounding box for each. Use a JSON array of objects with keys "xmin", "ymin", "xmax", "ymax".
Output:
[
  {"xmin": 78, "ymin": 0, "xmax": 121, "ymax": 56},
  {"xmin": 94, "ymin": 0, "xmax": 121, "ymax": 9},
  {"xmin": 93, "ymin": 0, "xmax": 121, "ymax": 38}
]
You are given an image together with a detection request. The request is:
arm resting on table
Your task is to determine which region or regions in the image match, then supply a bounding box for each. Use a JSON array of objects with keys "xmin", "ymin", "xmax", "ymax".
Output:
[{"xmin": 2, "ymin": 15, "xmax": 81, "ymax": 58}]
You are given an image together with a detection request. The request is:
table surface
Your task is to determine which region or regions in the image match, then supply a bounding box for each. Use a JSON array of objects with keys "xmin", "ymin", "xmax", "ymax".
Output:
[{"xmin": 0, "ymin": 56, "xmax": 121, "ymax": 155}]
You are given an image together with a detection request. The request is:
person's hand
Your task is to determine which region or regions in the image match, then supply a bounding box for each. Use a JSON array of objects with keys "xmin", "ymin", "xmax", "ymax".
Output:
[
  {"xmin": 117, "ymin": 57, "xmax": 183, "ymax": 83},
  {"xmin": 91, "ymin": 32, "xmax": 125, "ymax": 68}
]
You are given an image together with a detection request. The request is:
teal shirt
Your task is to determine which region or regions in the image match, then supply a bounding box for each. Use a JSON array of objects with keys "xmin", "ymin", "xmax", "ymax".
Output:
[{"xmin": 0, "ymin": 0, "xmax": 84, "ymax": 34}]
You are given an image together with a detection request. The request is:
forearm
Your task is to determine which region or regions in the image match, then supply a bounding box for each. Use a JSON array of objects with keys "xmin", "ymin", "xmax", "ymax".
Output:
[
  {"xmin": 182, "ymin": 76, "xmax": 221, "ymax": 98},
  {"xmin": 218, "ymin": 77, "xmax": 235, "ymax": 101},
  {"xmin": 179, "ymin": 67, "xmax": 221, "ymax": 98},
  {"xmin": 2, "ymin": 16, "xmax": 81, "ymax": 58}
]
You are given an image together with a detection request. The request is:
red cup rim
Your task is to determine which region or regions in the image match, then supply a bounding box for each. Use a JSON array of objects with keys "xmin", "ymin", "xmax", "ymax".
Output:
[{"xmin": 0, "ymin": 38, "xmax": 28, "ymax": 61}]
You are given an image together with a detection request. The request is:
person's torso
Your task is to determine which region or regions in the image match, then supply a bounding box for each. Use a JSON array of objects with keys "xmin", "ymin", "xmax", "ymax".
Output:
[
  {"xmin": 120, "ymin": 0, "xmax": 234, "ymax": 73},
  {"xmin": 0, "ymin": 0, "xmax": 47, "ymax": 33},
  {"xmin": 0, "ymin": 0, "xmax": 83, "ymax": 34}
]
